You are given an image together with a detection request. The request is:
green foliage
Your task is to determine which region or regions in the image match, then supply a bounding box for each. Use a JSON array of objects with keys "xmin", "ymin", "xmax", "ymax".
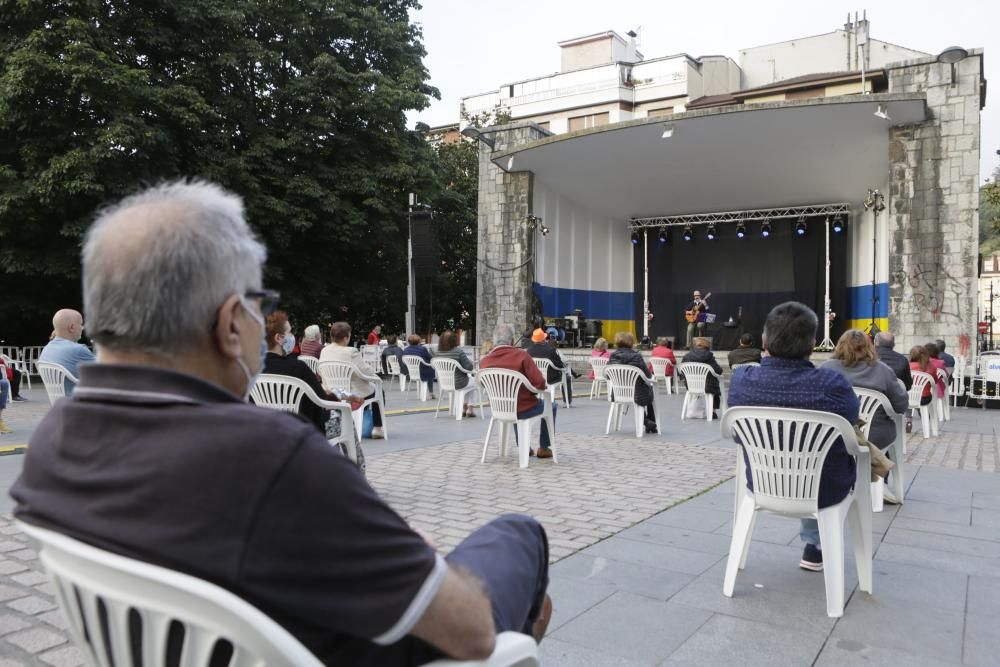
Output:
[
  {"xmin": 979, "ymin": 174, "xmax": 1000, "ymax": 256},
  {"xmin": 0, "ymin": 0, "xmax": 438, "ymax": 342}
]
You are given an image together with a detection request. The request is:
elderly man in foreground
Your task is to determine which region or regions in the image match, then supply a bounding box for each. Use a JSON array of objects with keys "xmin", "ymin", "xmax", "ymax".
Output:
[
  {"xmin": 727, "ymin": 301, "xmax": 860, "ymax": 573},
  {"xmin": 11, "ymin": 181, "xmax": 551, "ymax": 666}
]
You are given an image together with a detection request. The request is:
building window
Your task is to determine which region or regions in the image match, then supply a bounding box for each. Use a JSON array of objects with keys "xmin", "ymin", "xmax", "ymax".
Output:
[
  {"xmin": 568, "ymin": 112, "xmax": 610, "ymax": 131},
  {"xmin": 647, "ymin": 107, "xmax": 674, "ymax": 117}
]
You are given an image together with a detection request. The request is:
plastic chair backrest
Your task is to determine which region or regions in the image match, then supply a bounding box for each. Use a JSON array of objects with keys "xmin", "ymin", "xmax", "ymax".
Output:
[
  {"xmin": 721, "ymin": 407, "xmax": 861, "ymax": 515},
  {"xmin": 37, "ymin": 362, "xmax": 78, "ymax": 404},
  {"xmin": 316, "ymin": 360, "xmax": 355, "ymax": 394},
  {"xmin": 19, "ymin": 521, "xmax": 324, "ymax": 667},
  {"xmin": 386, "ymin": 355, "xmax": 401, "ymax": 376},
  {"xmin": 431, "ymin": 357, "xmax": 463, "ymax": 391},
  {"xmin": 604, "ymin": 365, "xmax": 645, "ymax": 404},
  {"xmin": 402, "ymin": 354, "xmax": 428, "ymax": 378},
  {"xmin": 909, "ymin": 371, "xmax": 934, "ymax": 406},
  {"xmin": 478, "ymin": 369, "xmax": 532, "ymax": 421},
  {"xmin": 678, "ymin": 362, "xmax": 713, "ymax": 392},
  {"xmin": 650, "ymin": 357, "xmax": 673, "ymax": 378},
  {"xmin": 250, "ymin": 374, "xmax": 312, "ymax": 413},
  {"xmin": 853, "ymin": 387, "xmax": 896, "ymax": 439},
  {"xmin": 531, "ymin": 358, "xmax": 553, "ymax": 376},
  {"xmin": 299, "ymin": 356, "xmax": 319, "ymax": 373},
  {"xmin": 589, "ymin": 357, "xmax": 608, "ymax": 379}
]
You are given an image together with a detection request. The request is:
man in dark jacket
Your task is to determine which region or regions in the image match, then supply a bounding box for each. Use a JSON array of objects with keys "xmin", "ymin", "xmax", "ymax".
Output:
[
  {"xmin": 681, "ymin": 337, "xmax": 724, "ymax": 414},
  {"xmin": 402, "ymin": 335, "xmax": 436, "ymax": 399},
  {"xmin": 381, "ymin": 334, "xmax": 405, "ymax": 375},
  {"xmin": 874, "ymin": 332, "xmax": 913, "ymax": 389},
  {"xmin": 727, "ymin": 333, "xmax": 763, "ymax": 367},
  {"xmin": 526, "ymin": 329, "xmax": 572, "ymax": 406},
  {"xmin": 936, "ymin": 338, "xmax": 956, "ymax": 377},
  {"xmin": 608, "ymin": 332, "xmax": 657, "ymax": 433}
]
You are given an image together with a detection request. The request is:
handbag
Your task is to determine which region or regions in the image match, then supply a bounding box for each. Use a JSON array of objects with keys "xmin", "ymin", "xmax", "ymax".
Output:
[{"xmin": 854, "ymin": 420, "xmax": 895, "ymax": 482}]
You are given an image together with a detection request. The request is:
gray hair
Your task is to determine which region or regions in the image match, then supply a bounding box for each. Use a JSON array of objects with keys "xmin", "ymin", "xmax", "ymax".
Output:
[
  {"xmin": 874, "ymin": 331, "xmax": 895, "ymax": 349},
  {"xmin": 303, "ymin": 324, "xmax": 321, "ymax": 341},
  {"xmin": 492, "ymin": 323, "xmax": 515, "ymax": 346},
  {"xmin": 83, "ymin": 180, "xmax": 266, "ymax": 353}
]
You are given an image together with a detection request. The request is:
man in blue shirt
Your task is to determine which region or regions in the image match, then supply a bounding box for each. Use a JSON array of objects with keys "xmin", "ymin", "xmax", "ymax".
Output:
[
  {"xmin": 38, "ymin": 309, "xmax": 96, "ymax": 394},
  {"xmin": 728, "ymin": 301, "xmax": 859, "ymax": 572}
]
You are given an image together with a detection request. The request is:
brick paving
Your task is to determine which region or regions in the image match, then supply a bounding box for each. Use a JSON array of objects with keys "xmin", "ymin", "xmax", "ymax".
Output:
[
  {"xmin": 367, "ymin": 434, "xmax": 735, "ymax": 561},
  {"xmin": 906, "ymin": 429, "xmax": 1000, "ymax": 472}
]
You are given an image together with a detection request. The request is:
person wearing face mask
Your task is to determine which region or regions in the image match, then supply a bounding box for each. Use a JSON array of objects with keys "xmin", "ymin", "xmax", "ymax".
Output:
[
  {"xmin": 262, "ymin": 311, "xmax": 333, "ymax": 433},
  {"xmin": 11, "ymin": 180, "xmax": 553, "ymax": 665}
]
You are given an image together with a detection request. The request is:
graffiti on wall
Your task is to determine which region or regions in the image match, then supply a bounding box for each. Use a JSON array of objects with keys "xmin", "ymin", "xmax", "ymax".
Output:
[{"xmin": 890, "ymin": 261, "xmax": 969, "ymax": 323}]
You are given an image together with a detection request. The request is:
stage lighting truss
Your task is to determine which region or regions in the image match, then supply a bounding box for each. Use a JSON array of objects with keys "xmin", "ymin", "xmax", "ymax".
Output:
[
  {"xmin": 657, "ymin": 227, "xmax": 669, "ymax": 244},
  {"xmin": 795, "ymin": 215, "xmax": 807, "ymax": 236},
  {"xmin": 706, "ymin": 224, "xmax": 717, "ymax": 241},
  {"xmin": 682, "ymin": 225, "xmax": 694, "ymax": 241},
  {"xmin": 735, "ymin": 223, "xmax": 746, "ymax": 239},
  {"xmin": 761, "ymin": 219, "xmax": 771, "ymax": 238},
  {"xmin": 626, "ymin": 203, "xmax": 850, "ymax": 237},
  {"xmin": 832, "ymin": 214, "xmax": 845, "ymax": 233}
]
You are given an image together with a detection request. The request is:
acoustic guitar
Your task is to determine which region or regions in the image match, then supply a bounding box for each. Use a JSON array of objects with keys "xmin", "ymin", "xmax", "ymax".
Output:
[{"xmin": 684, "ymin": 292, "xmax": 712, "ymax": 323}]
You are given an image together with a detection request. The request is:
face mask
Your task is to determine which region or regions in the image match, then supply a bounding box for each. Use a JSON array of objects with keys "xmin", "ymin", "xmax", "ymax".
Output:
[
  {"xmin": 281, "ymin": 333, "xmax": 296, "ymax": 355},
  {"xmin": 237, "ymin": 299, "xmax": 268, "ymax": 401}
]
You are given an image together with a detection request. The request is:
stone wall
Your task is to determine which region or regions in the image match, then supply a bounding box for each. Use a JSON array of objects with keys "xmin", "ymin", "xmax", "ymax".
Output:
[
  {"xmin": 474, "ymin": 123, "xmax": 549, "ymax": 343},
  {"xmin": 886, "ymin": 51, "xmax": 983, "ymax": 355}
]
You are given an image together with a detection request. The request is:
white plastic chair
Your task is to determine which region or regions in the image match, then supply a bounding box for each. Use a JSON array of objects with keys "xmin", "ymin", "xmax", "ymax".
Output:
[
  {"xmin": 316, "ymin": 361, "xmax": 389, "ymax": 440},
  {"xmin": 402, "ymin": 354, "xmax": 436, "ymax": 401},
  {"xmin": 949, "ymin": 358, "xmax": 965, "ymax": 408},
  {"xmin": 604, "ymin": 365, "xmax": 661, "ymax": 438},
  {"xmin": 935, "ymin": 368, "xmax": 950, "ymax": 422},
  {"xmin": 251, "ymin": 374, "xmax": 359, "ymax": 463},
  {"xmin": 649, "ymin": 357, "xmax": 677, "ymax": 394},
  {"xmin": 37, "ymin": 361, "xmax": 78, "ymax": 405},
  {"xmin": 477, "ymin": 369, "xmax": 557, "ymax": 468},
  {"xmin": 908, "ymin": 371, "xmax": 939, "ymax": 438},
  {"xmin": 588, "ymin": 357, "xmax": 609, "ymax": 399},
  {"xmin": 854, "ymin": 387, "xmax": 906, "ymax": 509},
  {"xmin": 19, "ymin": 522, "xmax": 539, "ymax": 667},
  {"xmin": 21, "ymin": 346, "xmax": 43, "ymax": 376},
  {"xmin": 0, "ymin": 354, "xmax": 31, "ymax": 390},
  {"xmin": 431, "ymin": 358, "xmax": 483, "ymax": 421},
  {"xmin": 721, "ymin": 407, "xmax": 873, "ymax": 618},
  {"xmin": 298, "ymin": 355, "xmax": 319, "ymax": 374},
  {"xmin": 678, "ymin": 362, "xmax": 726, "ymax": 422},
  {"xmin": 386, "ymin": 355, "xmax": 406, "ymax": 392},
  {"xmin": 361, "ymin": 345, "xmax": 381, "ymax": 375},
  {"xmin": 530, "ymin": 357, "xmax": 571, "ymax": 408}
]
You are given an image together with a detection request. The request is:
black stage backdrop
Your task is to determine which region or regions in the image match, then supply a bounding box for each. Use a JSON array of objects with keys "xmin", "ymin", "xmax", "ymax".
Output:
[{"xmin": 633, "ymin": 220, "xmax": 848, "ymax": 348}]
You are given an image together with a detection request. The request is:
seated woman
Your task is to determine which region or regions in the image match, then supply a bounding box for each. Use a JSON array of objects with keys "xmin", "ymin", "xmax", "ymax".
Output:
[
  {"xmin": 432, "ymin": 331, "xmax": 477, "ymax": 417},
  {"xmin": 262, "ymin": 312, "xmax": 333, "ymax": 434},
  {"xmin": 924, "ymin": 342, "xmax": 948, "ymax": 398},
  {"xmin": 320, "ymin": 322, "xmax": 385, "ymax": 439},
  {"xmin": 647, "ymin": 337, "xmax": 677, "ymax": 375},
  {"xmin": 681, "ymin": 337, "xmax": 724, "ymax": 416},
  {"xmin": 608, "ymin": 331, "xmax": 657, "ymax": 433},
  {"xmin": 909, "ymin": 345, "xmax": 936, "ymax": 406},
  {"xmin": 588, "ymin": 337, "xmax": 611, "ymax": 380},
  {"xmin": 821, "ymin": 330, "xmax": 908, "ymax": 450}
]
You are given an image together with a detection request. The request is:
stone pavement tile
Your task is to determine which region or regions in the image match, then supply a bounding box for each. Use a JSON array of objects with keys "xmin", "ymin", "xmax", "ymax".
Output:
[
  {"xmin": 549, "ymin": 552, "xmax": 695, "ymax": 601},
  {"xmin": 0, "ymin": 614, "xmax": 30, "ymax": 636},
  {"xmin": 884, "ymin": 525, "xmax": 1000, "ymax": 558},
  {"xmin": 964, "ymin": 613, "xmax": 1000, "ymax": 667},
  {"xmin": 580, "ymin": 536, "xmax": 724, "ymax": 576},
  {"xmin": 4, "ymin": 627, "xmax": 67, "ymax": 654},
  {"xmin": 967, "ymin": 575, "xmax": 1000, "ymax": 618},
  {"xmin": 831, "ymin": 594, "xmax": 964, "ymax": 664},
  {"xmin": 550, "ymin": 591, "xmax": 711, "ymax": 664},
  {"xmin": 876, "ymin": 542, "xmax": 1000, "ymax": 578},
  {"xmin": 912, "ymin": 466, "xmax": 1000, "ymax": 493},
  {"xmin": 890, "ymin": 515, "xmax": 1000, "ymax": 543},
  {"xmin": 0, "ymin": 586, "xmax": 29, "ymax": 603},
  {"xmin": 867, "ymin": 561, "xmax": 968, "ymax": 613},
  {"xmin": 544, "ymin": 576, "xmax": 617, "ymax": 633},
  {"xmin": 538, "ymin": 638, "xmax": 653, "ymax": 667},
  {"xmin": 644, "ymin": 504, "xmax": 731, "ymax": 532},
  {"xmin": 0, "ymin": 659, "xmax": 29, "ymax": 667},
  {"xmin": 713, "ymin": 512, "xmax": 801, "ymax": 546},
  {"xmin": 663, "ymin": 613, "xmax": 827, "ymax": 667},
  {"xmin": 37, "ymin": 611, "xmax": 68, "ymax": 632},
  {"xmin": 8, "ymin": 572, "xmax": 46, "ymax": 587},
  {"xmin": 6, "ymin": 595, "xmax": 56, "ymax": 616},
  {"xmin": 614, "ymin": 522, "xmax": 733, "ymax": 555},
  {"xmin": 38, "ymin": 645, "xmax": 85, "ymax": 667},
  {"xmin": 814, "ymin": 638, "xmax": 960, "ymax": 667},
  {"xmin": 0, "ymin": 561, "xmax": 28, "ymax": 576},
  {"xmin": 903, "ymin": 483, "xmax": 973, "ymax": 507},
  {"xmin": 972, "ymin": 492, "xmax": 1000, "ymax": 510},
  {"xmin": 971, "ymin": 507, "xmax": 1000, "ymax": 529},
  {"xmin": 894, "ymin": 499, "xmax": 971, "ymax": 525}
]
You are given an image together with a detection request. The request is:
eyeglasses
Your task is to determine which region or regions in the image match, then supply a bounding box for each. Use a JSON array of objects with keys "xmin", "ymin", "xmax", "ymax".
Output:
[{"xmin": 244, "ymin": 289, "xmax": 281, "ymax": 316}]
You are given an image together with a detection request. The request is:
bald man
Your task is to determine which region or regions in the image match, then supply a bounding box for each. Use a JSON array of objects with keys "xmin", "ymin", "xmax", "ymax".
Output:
[{"xmin": 38, "ymin": 309, "xmax": 95, "ymax": 394}]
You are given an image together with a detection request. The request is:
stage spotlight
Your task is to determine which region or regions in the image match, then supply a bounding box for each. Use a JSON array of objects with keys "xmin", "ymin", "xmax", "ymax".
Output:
[
  {"xmin": 657, "ymin": 227, "xmax": 669, "ymax": 244},
  {"xmin": 706, "ymin": 224, "xmax": 717, "ymax": 240},
  {"xmin": 795, "ymin": 216, "xmax": 807, "ymax": 236},
  {"xmin": 832, "ymin": 214, "xmax": 845, "ymax": 233},
  {"xmin": 630, "ymin": 231, "xmax": 640, "ymax": 245},
  {"xmin": 682, "ymin": 225, "xmax": 694, "ymax": 241},
  {"xmin": 736, "ymin": 223, "xmax": 746, "ymax": 239},
  {"xmin": 761, "ymin": 219, "xmax": 771, "ymax": 238}
]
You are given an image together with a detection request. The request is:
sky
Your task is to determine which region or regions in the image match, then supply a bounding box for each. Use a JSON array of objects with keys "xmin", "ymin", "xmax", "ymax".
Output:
[{"xmin": 410, "ymin": 0, "xmax": 999, "ymax": 180}]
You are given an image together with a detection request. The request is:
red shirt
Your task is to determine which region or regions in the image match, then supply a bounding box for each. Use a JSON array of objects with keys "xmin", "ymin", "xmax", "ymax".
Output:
[
  {"xmin": 366, "ymin": 331, "xmax": 380, "ymax": 346},
  {"xmin": 648, "ymin": 345, "xmax": 677, "ymax": 375},
  {"xmin": 479, "ymin": 345, "xmax": 547, "ymax": 413}
]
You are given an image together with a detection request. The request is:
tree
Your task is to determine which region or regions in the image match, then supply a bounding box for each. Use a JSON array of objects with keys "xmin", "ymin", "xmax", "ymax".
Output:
[
  {"xmin": 979, "ymin": 165, "xmax": 1000, "ymax": 256},
  {"xmin": 0, "ymin": 1, "xmax": 437, "ymax": 343}
]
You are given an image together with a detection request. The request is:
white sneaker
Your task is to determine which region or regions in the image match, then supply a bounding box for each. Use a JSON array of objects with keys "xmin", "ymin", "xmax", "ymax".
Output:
[{"xmin": 371, "ymin": 427, "xmax": 385, "ymax": 440}]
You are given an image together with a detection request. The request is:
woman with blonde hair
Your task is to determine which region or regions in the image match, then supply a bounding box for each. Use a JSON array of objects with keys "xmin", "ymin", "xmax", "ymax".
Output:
[
  {"xmin": 587, "ymin": 337, "xmax": 611, "ymax": 380},
  {"xmin": 821, "ymin": 329, "xmax": 908, "ymax": 449}
]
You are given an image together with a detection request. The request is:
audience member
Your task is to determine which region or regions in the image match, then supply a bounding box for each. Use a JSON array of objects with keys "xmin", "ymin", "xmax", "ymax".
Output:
[
  {"xmin": 480, "ymin": 339, "xmax": 494, "ymax": 358},
  {"xmin": 821, "ymin": 330, "xmax": 908, "ymax": 450},
  {"xmin": 909, "ymin": 345, "xmax": 938, "ymax": 405},
  {"xmin": 526, "ymin": 329, "xmax": 572, "ymax": 406},
  {"xmin": 0, "ymin": 371, "xmax": 10, "ymax": 434},
  {"xmin": 0, "ymin": 356, "xmax": 24, "ymax": 402},
  {"xmin": 924, "ymin": 342, "xmax": 947, "ymax": 397},
  {"xmin": 609, "ymin": 331, "xmax": 657, "ymax": 433},
  {"xmin": 480, "ymin": 324, "xmax": 556, "ymax": 458},
  {"xmin": 648, "ymin": 337, "xmax": 677, "ymax": 376},
  {"xmin": 367, "ymin": 325, "xmax": 382, "ymax": 346},
  {"xmin": 299, "ymin": 324, "xmax": 324, "ymax": 358},
  {"xmin": 11, "ymin": 180, "xmax": 551, "ymax": 665},
  {"xmin": 433, "ymin": 331, "xmax": 477, "ymax": 417},
  {"xmin": 873, "ymin": 332, "xmax": 912, "ymax": 390},
  {"xmin": 728, "ymin": 302, "xmax": 860, "ymax": 573},
  {"xmin": 381, "ymin": 334, "xmax": 406, "ymax": 375},
  {"xmin": 727, "ymin": 333, "xmax": 763, "ymax": 367},
  {"xmin": 263, "ymin": 311, "xmax": 332, "ymax": 433},
  {"xmin": 681, "ymin": 337, "xmax": 723, "ymax": 416},
  {"xmin": 321, "ymin": 322, "xmax": 386, "ymax": 439},
  {"xmin": 401, "ymin": 335, "xmax": 436, "ymax": 400},
  {"xmin": 589, "ymin": 337, "xmax": 611, "ymax": 380},
  {"xmin": 38, "ymin": 309, "xmax": 96, "ymax": 394},
  {"xmin": 936, "ymin": 338, "xmax": 956, "ymax": 376}
]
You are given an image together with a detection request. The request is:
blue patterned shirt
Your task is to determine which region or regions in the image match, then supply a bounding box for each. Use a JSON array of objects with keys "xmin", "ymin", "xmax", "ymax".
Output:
[{"xmin": 728, "ymin": 356, "xmax": 860, "ymax": 508}]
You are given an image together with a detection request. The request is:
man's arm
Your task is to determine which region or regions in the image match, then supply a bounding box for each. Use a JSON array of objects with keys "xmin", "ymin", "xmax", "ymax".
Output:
[{"xmin": 410, "ymin": 566, "xmax": 496, "ymax": 660}]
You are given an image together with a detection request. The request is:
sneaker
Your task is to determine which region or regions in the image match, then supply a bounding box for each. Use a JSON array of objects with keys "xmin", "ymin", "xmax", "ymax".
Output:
[
  {"xmin": 536, "ymin": 447, "xmax": 553, "ymax": 459},
  {"xmin": 799, "ymin": 544, "xmax": 823, "ymax": 571},
  {"xmin": 11, "ymin": 396, "xmax": 26, "ymax": 402},
  {"xmin": 370, "ymin": 427, "xmax": 384, "ymax": 440}
]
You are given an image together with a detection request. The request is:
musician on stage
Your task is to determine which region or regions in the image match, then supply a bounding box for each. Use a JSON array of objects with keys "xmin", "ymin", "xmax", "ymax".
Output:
[{"xmin": 685, "ymin": 290, "xmax": 710, "ymax": 349}]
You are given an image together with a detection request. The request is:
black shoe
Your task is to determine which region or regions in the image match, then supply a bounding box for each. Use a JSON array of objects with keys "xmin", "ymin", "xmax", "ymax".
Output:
[
  {"xmin": 11, "ymin": 396, "xmax": 26, "ymax": 402},
  {"xmin": 644, "ymin": 421, "xmax": 658, "ymax": 434},
  {"xmin": 799, "ymin": 544, "xmax": 823, "ymax": 571}
]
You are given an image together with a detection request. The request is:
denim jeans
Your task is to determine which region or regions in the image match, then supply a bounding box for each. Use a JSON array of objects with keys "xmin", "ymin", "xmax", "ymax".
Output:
[
  {"xmin": 515, "ymin": 399, "xmax": 557, "ymax": 449},
  {"xmin": 800, "ymin": 519, "xmax": 820, "ymax": 547},
  {"xmin": 0, "ymin": 378, "xmax": 9, "ymax": 409}
]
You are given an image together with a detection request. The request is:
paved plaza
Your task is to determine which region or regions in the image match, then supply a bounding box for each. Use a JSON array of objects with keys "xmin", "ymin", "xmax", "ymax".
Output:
[{"xmin": 0, "ymin": 380, "xmax": 997, "ymax": 665}]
